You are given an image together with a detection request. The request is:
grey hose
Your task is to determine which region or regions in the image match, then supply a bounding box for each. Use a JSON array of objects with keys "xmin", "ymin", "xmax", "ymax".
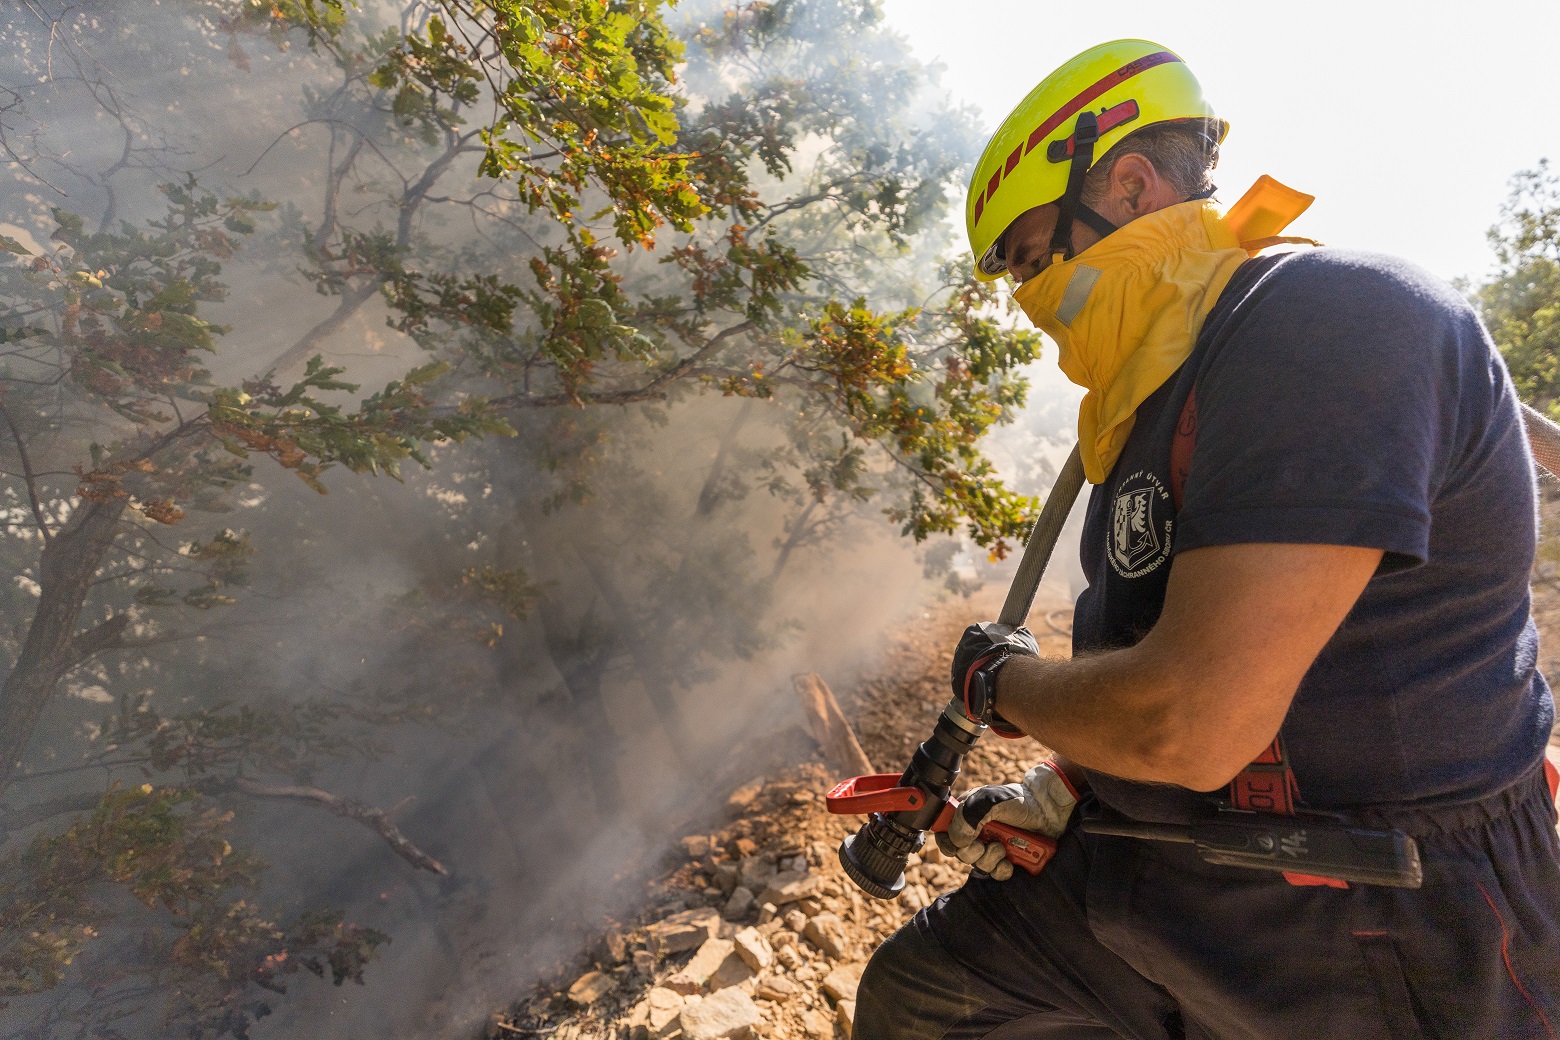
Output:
[
  {"xmin": 999, "ymin": 444, "xmax": 1086, "ymax": 628},
  {"xmin": 1522, "ymin": 402, "xmax": 1560, "ymax": 480}
]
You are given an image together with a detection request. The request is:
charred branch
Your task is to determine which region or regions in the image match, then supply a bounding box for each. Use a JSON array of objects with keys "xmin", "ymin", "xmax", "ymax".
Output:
[{"xmin": 231, "ymin": 778, "xmax": 448, "ymax": 876}]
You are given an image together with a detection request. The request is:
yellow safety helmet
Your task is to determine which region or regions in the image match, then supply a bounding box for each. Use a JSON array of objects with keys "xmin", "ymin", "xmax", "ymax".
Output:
[{"xmin": 967, "ymin": 40, "xmax": 1227, "ymax": 281}]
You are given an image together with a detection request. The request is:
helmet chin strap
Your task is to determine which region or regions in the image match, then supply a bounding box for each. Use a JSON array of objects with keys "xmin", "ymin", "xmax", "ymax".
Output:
[{"xmin": 1073, "ymin": 204, "xmax": 1119, "ymax": 241}]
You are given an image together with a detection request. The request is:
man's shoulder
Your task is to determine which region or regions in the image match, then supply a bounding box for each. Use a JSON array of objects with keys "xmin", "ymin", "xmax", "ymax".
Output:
[
  {"xmin": 1200, "ymin": 247, "xmax": 1488, "ymax": 381},
  {"xmin": 1226, "ymin": 247, "xmax": 1473, "ymax": 322}
]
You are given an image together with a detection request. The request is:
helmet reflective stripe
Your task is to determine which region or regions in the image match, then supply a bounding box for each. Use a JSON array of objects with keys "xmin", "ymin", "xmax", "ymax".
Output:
[
  {"xmin": 972, "ymin": 51, "xmax": 1181, "ymax": 230},
  {"xmin": 1047, "ymin": 99, "xmax": 1140, "ymax": 163},
  {"xmin": 966, "ymin": 41, "xmax": 1224, "ymax": 281}
]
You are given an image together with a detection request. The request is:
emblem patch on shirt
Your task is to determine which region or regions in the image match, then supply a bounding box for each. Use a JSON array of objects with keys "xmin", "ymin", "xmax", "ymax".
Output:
[{"xmin": 1109, "ymin": 470, "xmax": 1173, "ymax": 578}]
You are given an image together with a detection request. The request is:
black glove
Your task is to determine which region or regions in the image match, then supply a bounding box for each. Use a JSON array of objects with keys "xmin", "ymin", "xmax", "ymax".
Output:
[{"xmin": 950, "ymin": 622, "xmax": 1039, "ymax": 737}]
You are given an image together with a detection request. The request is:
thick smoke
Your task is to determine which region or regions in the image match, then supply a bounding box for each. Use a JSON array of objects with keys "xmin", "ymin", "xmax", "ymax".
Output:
[{"xmin": 0, "ymin": 4, "xmax": 1079, "ymax": 1037}]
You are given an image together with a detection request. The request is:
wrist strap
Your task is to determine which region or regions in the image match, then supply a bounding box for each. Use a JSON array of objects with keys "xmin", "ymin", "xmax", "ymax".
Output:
[{"xmin": 978, "ymin": 650, "xmax": 1026, "ymax": 739}]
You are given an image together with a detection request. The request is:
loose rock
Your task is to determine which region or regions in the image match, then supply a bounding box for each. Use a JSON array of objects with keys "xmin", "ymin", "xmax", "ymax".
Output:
[
  {"xmin": 821, "ymin": 965, "xmax": 861, "ymax": 1003},
  {"xmin": 680, "ymin": 987, "xmax": 762, "ymax": 1040},
  {"xmin": 740, "ymin": 853, "xmax": 777, "ymax": 888},
  {"xmin": 668, "ymin": 937, "xmax": 736, "ymax": 995},
  {"xmin": 646, "ymin": 987, "xmax": 686, "ymax": 1038},
  {"xmin": 567, "ymin": 970, "xmax": 616, "ymax": 1006},
  {"xmin": 714, "ymin": 862, "xmax": 741, "ymax": 896},
  {"xmin": 728, "ymin": 778, "xmax": 765, "ymax": 812},
  {"xmin": 733, "ymin": 926, "xmax": 773, "ymax": 971},
  {"xmin": 760, "ymin": 871, "xmax": 823, "ymax": 907},
  {"xmin": 601, "ymin": 926, "xmax": 628, "ymax": 965},
  {"xmin": 755, "ymin": 976, "xmax": 798, "ymax": 1002},
  {"xmin": 626, "ymin": 997, "xmax": 651, "ymax": 1040},
  {"xmin": 682, "ymin": 835, "xmax": 713, "ymax": 859},
  {"xmin": 496, "ymin": 598, "xmax": 1055, "ymax": 1040},
  {"xmin": 648, "ymin": 908, "xmax": 721, "ymax": 957},
  {"xmin": 803, "ymin": 915, "xmax": 848, "ymax": 961},
  {"xmin": 801, "ymin": 1008, "xmax": 835, "ymax": 1038},
  {"xmin": 709, "ymin": 950, "xmax": 755, "ymax": 991},
  {"xmin": 836, "ymin": 998, "xmax": 857, "ymax": 1038},
  {"xmin": 723, "ymin": 886, "xmax": 756, "ymax": 920}
]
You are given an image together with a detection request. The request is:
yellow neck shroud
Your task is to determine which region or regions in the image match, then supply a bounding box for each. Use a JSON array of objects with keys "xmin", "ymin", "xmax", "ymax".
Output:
[{"xmin": 1013, "ymin": 176, "xmax": 1314, "ymax": 484}]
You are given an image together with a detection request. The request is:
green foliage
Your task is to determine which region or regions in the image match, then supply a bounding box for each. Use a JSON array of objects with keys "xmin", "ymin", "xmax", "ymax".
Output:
[
  {"xmin": 0, "ymin": 91, "xmax": 498, "ymax": 1038},
  {"xmin": 370, "ymin": 1, "xmax": 701, "ymax": 247},
  {"xmin": 210, "ymin": 357, "xmax": 512, "ymax": 492},
  {"xmin": 782, "ymin": 281, "xmax": 1044, "ymax": 553},
  {"xmin": 332, "ymin": 0, "xmax": 1043, "ymax": 553},
  {"xmin": 2, "ymin": 181, "xmax": 500, "ymax": 517},
  {"xmin": 1470, "ymin": 160, "xmax": 1560, "ymax": 419},
  {"xmin": 458, "ymin": 564, "xmax": 543, "ymax": 621},
  {"xmin": 214, "ymin": 0, "xmax": 354, "ymax": 48}
]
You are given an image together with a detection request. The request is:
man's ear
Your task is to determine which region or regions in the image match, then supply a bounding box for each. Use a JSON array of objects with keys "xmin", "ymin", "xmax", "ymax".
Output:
[
  {"xmin": 1106, "ymin": 153, "xmax": 1158, "ymax": 216},
  {"xmin": 1097, "ymin": 153, "xmax": 1184, "ymax": 225}
]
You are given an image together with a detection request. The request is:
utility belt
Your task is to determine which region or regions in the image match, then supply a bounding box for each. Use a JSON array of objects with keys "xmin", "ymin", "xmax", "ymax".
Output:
[{"xmin": 1081, "ymin": 741, "xmax": 1560, "ymax": 890}]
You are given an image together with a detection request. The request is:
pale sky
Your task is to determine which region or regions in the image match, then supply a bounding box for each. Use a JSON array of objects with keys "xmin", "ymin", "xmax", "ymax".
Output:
[{"xmin": 880, "ymin": 0, "xmax": 1560, "ymax": 285}]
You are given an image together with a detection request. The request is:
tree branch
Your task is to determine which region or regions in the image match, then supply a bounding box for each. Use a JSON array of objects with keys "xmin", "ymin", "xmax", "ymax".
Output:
[
  {"xmin": 264, "ymin": 281, "xmax": 382, "ymax": 374},
  {"xmin": 0, "ymin": 397, "xmax": 52, "ymax": 542},
  {"xmin": 490, "ymin": 320, "xmax": 755, "ymax": 411},
  {"xmin": 68, "ymin": 612, "xmax": 129, "ymax": 664},
  {"xmin": 232, "ymin": 778, "xmax": 448, "ymax": 875}
]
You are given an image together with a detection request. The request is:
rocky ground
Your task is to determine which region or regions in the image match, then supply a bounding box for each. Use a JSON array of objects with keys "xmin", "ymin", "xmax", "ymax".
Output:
[{"xmin": 486, "ymin": 583, "xmax": 1070, "ymax": 1040}]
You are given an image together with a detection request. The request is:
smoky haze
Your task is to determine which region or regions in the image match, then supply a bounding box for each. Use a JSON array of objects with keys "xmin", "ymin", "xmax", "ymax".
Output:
[{"xmin": 0, "ymin": 3, "xmax": 1080, "ymax": 1037}]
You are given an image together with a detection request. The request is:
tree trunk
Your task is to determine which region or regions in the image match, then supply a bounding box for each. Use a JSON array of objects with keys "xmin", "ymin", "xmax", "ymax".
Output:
[
  {"xmin": 791, "ymin": 673, "xmax": 873, "ymax": 776},
  {"xmin": 0, "ymin": 498, "xmax": 127, "ymax": 793}
]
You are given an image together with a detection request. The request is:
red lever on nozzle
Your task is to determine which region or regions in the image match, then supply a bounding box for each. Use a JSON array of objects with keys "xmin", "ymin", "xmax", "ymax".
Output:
[{"xmin": 825, "ymin": 774, "xmax": 932, "ymax": 815}]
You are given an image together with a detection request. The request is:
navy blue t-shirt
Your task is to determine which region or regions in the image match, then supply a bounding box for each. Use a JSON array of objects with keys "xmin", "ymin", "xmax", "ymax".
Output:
[{"xmin": 1072, "ymin": 249, "xmax": 1554, "ymax": 824}]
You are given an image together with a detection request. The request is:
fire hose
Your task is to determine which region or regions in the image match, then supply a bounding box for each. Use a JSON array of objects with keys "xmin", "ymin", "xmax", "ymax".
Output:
[{"xmin": 825, "ymin": 404, "xmax": 1560, "ymax": 899}]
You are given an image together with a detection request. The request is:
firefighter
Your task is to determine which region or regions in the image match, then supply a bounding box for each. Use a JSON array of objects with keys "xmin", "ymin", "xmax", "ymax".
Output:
[{"xmin": 855, "ymin": 39, "xmax": 1560, "ymax": 1038}]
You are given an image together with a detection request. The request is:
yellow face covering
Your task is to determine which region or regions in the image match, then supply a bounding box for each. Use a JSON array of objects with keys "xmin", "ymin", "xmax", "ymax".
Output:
[{"xmin": 1013, "ymin": 176, "xmax": 1314, "ymax": 484}]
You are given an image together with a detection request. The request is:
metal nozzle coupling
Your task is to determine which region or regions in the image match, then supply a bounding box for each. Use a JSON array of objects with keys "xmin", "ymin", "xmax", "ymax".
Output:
[{"xmin": 838, "ymin": 815, "xmax": 924, "ymax": 900}]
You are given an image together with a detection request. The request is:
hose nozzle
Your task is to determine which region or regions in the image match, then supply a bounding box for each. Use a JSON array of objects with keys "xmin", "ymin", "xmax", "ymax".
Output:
[{"xmin": 830, "ymin": 702, "xmax": 983, "ymax": 899}]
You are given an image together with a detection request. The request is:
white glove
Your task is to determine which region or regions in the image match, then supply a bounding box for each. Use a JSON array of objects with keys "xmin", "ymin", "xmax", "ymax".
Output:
[{"xmin": 936, "ymin": 760, "xmax": 1079, "ymax": 881}]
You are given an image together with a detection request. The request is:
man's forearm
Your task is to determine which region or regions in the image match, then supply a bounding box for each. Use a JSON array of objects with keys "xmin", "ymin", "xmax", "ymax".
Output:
[{"xmin": 993, "ymin": 644, "xmax": 1224, "ymax": 790}]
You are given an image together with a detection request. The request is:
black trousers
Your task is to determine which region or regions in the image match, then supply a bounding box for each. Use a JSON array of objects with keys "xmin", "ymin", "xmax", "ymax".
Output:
[{"xmin": 854, "ymin": 763, "xmax": 1560, "ymax": 1040}]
